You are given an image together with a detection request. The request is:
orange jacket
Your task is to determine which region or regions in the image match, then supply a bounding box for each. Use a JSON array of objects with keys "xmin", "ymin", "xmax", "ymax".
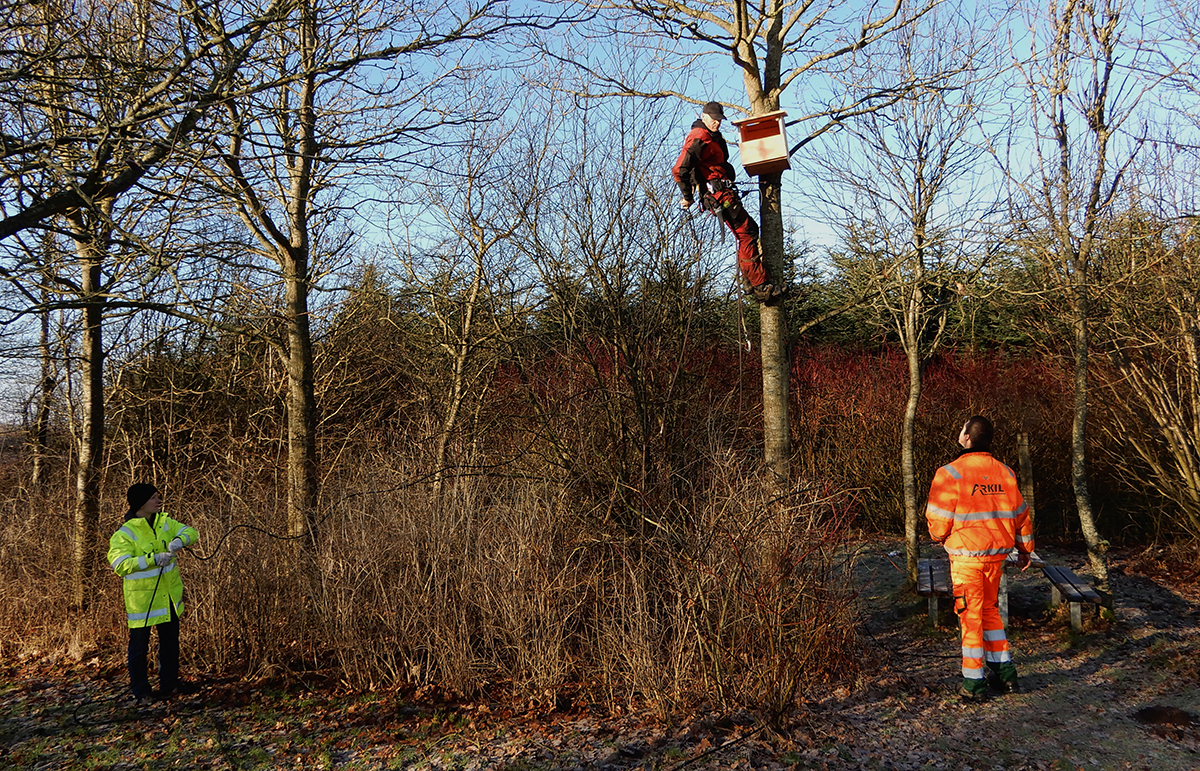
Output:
[{"xmin": 925, "ymin": 451, "xmax": 1033, "ymax": 563}]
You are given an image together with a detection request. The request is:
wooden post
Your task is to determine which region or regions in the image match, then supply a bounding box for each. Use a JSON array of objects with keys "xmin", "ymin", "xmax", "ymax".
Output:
[
  {"xmin": 1018, "ymin": 432, "xmax": 1037, "ymax": 530},
  {"xmin": 1048, "ymin": 582, "xmax": 1084, "ymax": 631}
]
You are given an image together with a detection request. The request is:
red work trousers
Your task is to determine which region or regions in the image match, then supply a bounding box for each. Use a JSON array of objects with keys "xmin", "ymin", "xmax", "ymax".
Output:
[
  {"xmin": 950, "ymin": 559, "xmax": 1011, "ymax": 681},
  {"xmin": 705, "ymin": 187, "xmax": 767, "ymax": 287}
]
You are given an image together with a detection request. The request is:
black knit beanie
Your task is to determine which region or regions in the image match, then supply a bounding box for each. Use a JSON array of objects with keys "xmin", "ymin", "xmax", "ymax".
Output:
[{"xmin": 126, "ymin": 483, "xmax": 159, "ymax": 517}]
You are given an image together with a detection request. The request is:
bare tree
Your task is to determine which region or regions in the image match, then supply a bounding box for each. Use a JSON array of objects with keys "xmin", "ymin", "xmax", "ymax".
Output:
[
  {"xmin": 1089, "ymin": 0, "xmax": 1200, "ymax": 540},
  {"xmin": 395, "ymin": 95, "xmax": 541, "ymax": 499},
  {"xmin": 1004, "ymin": 0, "xmax": 1161, "ymax": 599},
  {"xmin": 544, "ymin": 0, "xmax": 941, "ymax": 485},
  {"xmin": 0, "ymin": 0, "xmax": 240, "ymax": 607},
  {"xmin": 812, "ymin": 12, "xmax": 999, "ymax": 581},
  {"xmin": 195, "ymin": 0, "xmax": 581, "ymax": 545},
  {"xmin": 0, "ymin": 0, "xmax": 296, "ymax": 240},
  {"xmin": 26, "ymin": 233, "xmax": 63, "ymax": 492},
  {"xmin": 505, "ymin": 96, "xmax": 728, "ymax": 526}
]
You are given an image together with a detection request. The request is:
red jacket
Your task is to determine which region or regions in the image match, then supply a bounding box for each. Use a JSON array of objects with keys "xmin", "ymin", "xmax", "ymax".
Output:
[
  {"xmin": 672, "ymin": 120, "xmax": 737, "ymax": 203},
  {"xmin": 925, "ymin": 451, "xmax": 1034, "ymax": 563}
]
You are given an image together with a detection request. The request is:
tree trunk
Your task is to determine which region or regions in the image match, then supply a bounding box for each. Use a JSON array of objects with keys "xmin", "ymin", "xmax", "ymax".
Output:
[
  {"xmin": 758, "ymin": 172, "xmax": 790, "ymax": 487},
  {"xmin": 1071, "ymin": 289, "xmax": 1110, "ymax": 601},
  {"xmin": 902, "ymin": 345, "xmax": 922, "ymax": 585},
  {"xmin": 284, "ymin": 249, "xmax": 319, "ymax": 549},
  {"xmin": 31, "ymin": 288, "xmax": 55, "ymax": 492},
  {"xmin": 284, "ymin": 0, "xmax": 320, "ymax": 553},
  {"xmin": 433, "ymin": 256, "xmax": 485, "ymax": 499},
  {"xmin": 69, "ymin": 215, "xmax": 108, "ymax": 611}
]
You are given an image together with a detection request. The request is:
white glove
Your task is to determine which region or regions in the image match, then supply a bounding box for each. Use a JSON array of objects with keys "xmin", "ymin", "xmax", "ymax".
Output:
[
  {"xmin": 153, "ymin": 552, "xmax": 174, "ymax": 568},
  {"xmin": 168, "ymin": 538, "xmax": 184, "ymax": 554}
]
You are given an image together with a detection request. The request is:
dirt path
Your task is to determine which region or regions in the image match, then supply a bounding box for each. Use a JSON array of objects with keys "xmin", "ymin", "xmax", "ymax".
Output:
[
  {"xmin": 820, "ymin": 538, "xmax": 1200, "ymax": 771},
  {"xmin": 1, "ymin": 539, "xmax": 1197, "ymax": 770}
]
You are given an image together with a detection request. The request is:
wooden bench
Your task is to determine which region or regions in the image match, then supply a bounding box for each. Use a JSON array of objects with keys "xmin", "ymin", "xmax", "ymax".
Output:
[
  {"xmin": 915, "ymin": 559, "xmax": 952, "ymax": 625},
  {"xmin": 918, "ymin": 553, "xmax": 1035, "ymax": 627},
  {"xmin": 1042, "ymin": 564, "xmax": 1103, "ymax": 632}
]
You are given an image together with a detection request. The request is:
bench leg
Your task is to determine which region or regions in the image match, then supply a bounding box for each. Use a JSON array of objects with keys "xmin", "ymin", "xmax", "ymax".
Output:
[
  {"xmin": 929, "ymin": 594, "xmax": 939, "ymax": 626},
  {"xmin": 1050, "ymin": 584, "xmax": 1062, "ymax": 608},
  {"xmin": 1070, "ymin": 602, "xmax": 1082, "ymax": 633},
  {"xmin": 999, "ymin": 571, "xmax": 1009, "ymax": 629}
]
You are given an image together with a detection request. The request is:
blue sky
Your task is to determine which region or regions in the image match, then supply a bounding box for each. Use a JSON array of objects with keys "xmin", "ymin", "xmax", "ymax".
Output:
[{"xmin": 2, "ymin": 0, "xmax": 1195, "ymax": 422}]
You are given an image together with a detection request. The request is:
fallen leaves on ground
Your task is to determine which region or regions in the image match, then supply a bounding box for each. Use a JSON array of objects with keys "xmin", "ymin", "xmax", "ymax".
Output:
[{"xmin": 1, "ymin": 541, "xmax": 1197, "ymax": 770}]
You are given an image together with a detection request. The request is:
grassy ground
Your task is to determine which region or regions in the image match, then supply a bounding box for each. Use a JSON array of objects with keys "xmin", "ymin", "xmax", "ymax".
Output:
[{"xmin": 1, "ymin": 538, "xmax": 1196, "ymax": 770}]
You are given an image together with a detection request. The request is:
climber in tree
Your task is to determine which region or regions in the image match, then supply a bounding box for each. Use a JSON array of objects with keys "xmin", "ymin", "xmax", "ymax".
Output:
[{"xmin": 673, "ymin": 101, "xmax": 784, "ymax": 303}]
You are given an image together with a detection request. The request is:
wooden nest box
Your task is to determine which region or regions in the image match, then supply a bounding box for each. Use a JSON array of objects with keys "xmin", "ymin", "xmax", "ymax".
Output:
[{"xmin": 731, "ymin": 110, "xmax": 791, "ymax": 176}]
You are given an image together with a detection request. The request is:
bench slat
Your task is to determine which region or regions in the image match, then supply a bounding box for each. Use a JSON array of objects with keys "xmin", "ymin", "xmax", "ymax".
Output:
[{"xmin": 1042, "ymin": 565, "xmax": 1103, "ymax": 604}]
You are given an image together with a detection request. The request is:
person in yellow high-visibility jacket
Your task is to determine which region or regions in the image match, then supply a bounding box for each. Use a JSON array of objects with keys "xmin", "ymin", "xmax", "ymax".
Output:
[
  {"xmin": 926, "ymin": 416, "xmax": 1034, "ymax": 701},
  {"xmin": 107, "ymin": 483, "xmax": 199, "ymax": 704}
]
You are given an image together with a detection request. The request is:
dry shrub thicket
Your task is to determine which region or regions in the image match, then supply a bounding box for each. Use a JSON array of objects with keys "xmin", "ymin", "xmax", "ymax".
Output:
[
  {"xmin": 0, "ymin": 449, "xmax": 858, "ymax": 717},
  {"xmin": 2, "ymin": 320, "xmax": 1158, "ymax": 714},
  {"xmin": 4, "ymin": 316, "xmax": 1166, "ymax": 715},
  {"xmin": 0, "ymin": 310, "xmax": 875, "ymax": 716}
]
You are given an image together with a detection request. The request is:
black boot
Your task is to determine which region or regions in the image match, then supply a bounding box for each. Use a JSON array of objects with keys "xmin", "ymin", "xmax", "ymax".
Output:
[
  {"xmin": 986, "ymin": 663, "xmax": 1020, "ymax": 694},
  {"xmin": 959, "ymin": 678, "xmax": 989, "ymax": 702}
]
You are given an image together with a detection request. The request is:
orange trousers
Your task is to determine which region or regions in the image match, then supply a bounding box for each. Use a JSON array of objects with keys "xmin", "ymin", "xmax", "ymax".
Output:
[{"xmin": 950, "ymin": 560, "xmax": 1010, "ymax": 681}]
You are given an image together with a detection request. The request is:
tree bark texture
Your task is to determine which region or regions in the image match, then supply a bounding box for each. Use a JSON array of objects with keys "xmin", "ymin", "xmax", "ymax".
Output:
[
  {"xmin": 902, "ymin": 345, "xmax": 922, "ymax": 584},
  {"xmin": 285, "ymin": 249, "xmax": 319, "ymax": 547},
  {"xmin": 757, "ymin": 171, "xmax": 790, "ymax": 486},
  {"xmin": 68, "ymin": 211, "xmax": 110, "ymax": 610},
  {"xmin": 1072, "ymin": 288, "xmax": 1110, "ymax": 597},
  {"xmin": 284, "ymin": 1, "xmax": 321, "ymax": 550}
]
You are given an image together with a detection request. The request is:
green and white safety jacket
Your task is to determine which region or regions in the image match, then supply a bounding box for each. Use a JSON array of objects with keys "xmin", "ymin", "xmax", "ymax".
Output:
[{"xmin": 107, "ymin": 512, "xmax": 199, "ymax": 628}]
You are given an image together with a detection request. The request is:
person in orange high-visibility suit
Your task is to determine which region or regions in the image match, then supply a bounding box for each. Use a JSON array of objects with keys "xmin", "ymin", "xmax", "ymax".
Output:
[{"xmin": 926, "ymin": 415, "xmax": 1034, "ymax": 701}]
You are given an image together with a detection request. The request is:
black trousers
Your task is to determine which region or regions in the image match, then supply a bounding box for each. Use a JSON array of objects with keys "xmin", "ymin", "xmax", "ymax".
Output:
[{"xmin": 127, "ymin": 604, "xmax": 180, "ymax": 697}]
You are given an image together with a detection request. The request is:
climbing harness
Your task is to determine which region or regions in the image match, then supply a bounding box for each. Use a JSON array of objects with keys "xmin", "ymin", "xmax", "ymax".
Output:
[{"xmin": 700, "ymin": 179, "xmax": 744, "ymax": 235}]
